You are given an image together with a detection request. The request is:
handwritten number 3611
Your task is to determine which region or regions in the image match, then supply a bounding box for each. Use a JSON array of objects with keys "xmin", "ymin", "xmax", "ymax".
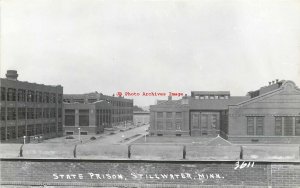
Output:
[{"xmin": 234, "ymin": 161, "xmax": 255, "ymax": 170}]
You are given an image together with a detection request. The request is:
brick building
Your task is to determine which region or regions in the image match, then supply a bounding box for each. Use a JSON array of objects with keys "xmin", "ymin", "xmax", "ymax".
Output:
[
  {"xmin": 63, "ymin": 92, "xmax": 133, "ymax": 135},
  {"xmin": 228, "ymin": 80, "xmax": 300, "ymax": 143},
  {"xmin": 150, "ymin": 80, "xmax": 300, "ymax": 142},
  {"xmin": 0, "ymin": 70, "xmax": 63, "ymax": 142},
  {"xmin": 133, "ymin": 111, "xmax": 150, "ymax": 126}
]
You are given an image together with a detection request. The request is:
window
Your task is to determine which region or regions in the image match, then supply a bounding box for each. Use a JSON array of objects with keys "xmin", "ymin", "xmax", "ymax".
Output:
[
  {"xmin": 296, "ymin": 117, "xmax": 300, "ymax": 136},
  {"xmin": 7, "ymin": 108, "xmax": 16, "ymax": 120},
  {"xmin": 256, "ymin": 117, "xmax": 264, "ymax": 135},
  {"xmin": 36, "ymin": 108, "xmax": 43, "ymax": 119},
  {"xmin": 247, "ymin": 116, "xmax": 264, "ymax": 135},
  {"xmin": 275, "ymin": 117, "xmax": 282, "ymax": 136},
  {"xmin": 175, "ymin": 121, "xmax": 182, "ymax": 130},
  {"xmin": 166, "ymin": 121, "xmax": 173, "ymax": 130},
  {"xmin": 80, "ymin": 132, "xmax": 88, "ymax": 135},
  {"xmin": 18, "ymin": 89, "xmax": 26, "ymax": 102},
  {"xmin": 201, "ymin": 114, "xmax": 208, "ymax": 128},
  {"xmin": 27, "ymin": 108, "xmax": 35, "ymax": 119},
  {"xmin": 284, "ymin": 117, "xmax": 293, "ymax": 136},
  {"xmin": 65, "ymin": 109, "xmax": 75, "ymax": 126},
  {"xmin": 1, "ymin": 87, "xmax": 6, "ymax": 101},
  {"xmin": 66, "ymin": 132, "xmax": 73, "ymax": 135},
  {"xmin": 166, "ymin": 112, "xmax": 172, "ymax": 118},
  {"xmin": 7, "ymin": 88, "xmax": 16, "ymax": 101},
  {"xmin": 18, "ymin": 108, "xmax": 26, "ymax": 119},
  {"xmin": 212, "ymin": 114, "xmax": 218, "ymax": 128},
  {"xmin": 1, "ymin": 107, "xmax": 5, "ymax": 120},
  {"xmin": 58, "ymin": 94, "xmax": 62, "ymax": 104},
  {"xmin": 175, "ymin": 112, "xmax": 182, "ymax": 119},
  {"xmin": 79, "ymin": 109, "xmax": 89, "ymax": 126},
  {"xmin": 27, "ymin": 90, "xmax": 35, "ymax": 102},
  {"xmin": 43, "ymin": 108, "xmax": 49, "ymax": 118},
  {"xmin": 157, "ymin": 112, "xmax": 163, "ymax": 118},
  {"xmin": 157, "ymin": 121, "xmax": 163, "ymax": 130},
  {"xmin": 44, "ymin": 92, "xmax": 49, "ymax": 103},
  {"xmin": 18, "ymin": 126, "xmax": 26, "ymax": 137},
  {"xmin": 247, "ymin": 117, "xmax": 255, "ymax": 135},
  {"xmin": 36, "ymin": 91, "xmax": 43, "ymax": 103},
  {"xmin": 50, "ymin": 108, "xmax": 56, "ymax": 118}
]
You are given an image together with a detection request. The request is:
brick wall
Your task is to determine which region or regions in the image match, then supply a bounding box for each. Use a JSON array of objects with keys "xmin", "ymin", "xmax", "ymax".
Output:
[{"xmin": 1, "ymin": 159, "xmax": 300, "ymax": 187}]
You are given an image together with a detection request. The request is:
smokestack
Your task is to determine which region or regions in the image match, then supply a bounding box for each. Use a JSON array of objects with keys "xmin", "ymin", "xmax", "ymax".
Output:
[{"xmin": 6, "ymin": 70, "xmax": 18, "ymax": 81}]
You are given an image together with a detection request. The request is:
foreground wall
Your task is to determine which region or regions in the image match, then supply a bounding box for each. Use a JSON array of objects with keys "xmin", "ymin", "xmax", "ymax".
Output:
[{"xmin": 1, "ymin": 159, "xmax": 300, "ymax": 187}]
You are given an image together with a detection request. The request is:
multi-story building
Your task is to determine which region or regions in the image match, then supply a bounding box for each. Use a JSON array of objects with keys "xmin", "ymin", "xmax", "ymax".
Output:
[
  {"xmin": 63, "ymin": 92, "xmax": 133, "ymax": 135},
  {"xmin": 150, "ymin": 80, "xmax": 300, "ymax": 143},
  {"xmin": 0, "ymin": 70, "xmax": 63, "ymax": 143}
]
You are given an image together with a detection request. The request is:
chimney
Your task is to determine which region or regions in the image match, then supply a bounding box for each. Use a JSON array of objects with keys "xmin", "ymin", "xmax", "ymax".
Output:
[
  {"xmin": 272, "ymin": 80, "xmax": 275, "ymax": 84},
  {"xmin": 269, "ymin": 82, "xmax": 271, "ymax": 85},
  {"xmin": 182, "ymin": 94, "xmax": 188, "ymax": 99},
  {"xmin": 6, "ymin": 70, "xmax": 18, "ymax": 81},
  {"xmin": 276, "ymin": 79, "xmax": 279, "ymax": 83},
  {"xmin": 168, "ymin": 96, "xmax": 172, "ymax": 101}
]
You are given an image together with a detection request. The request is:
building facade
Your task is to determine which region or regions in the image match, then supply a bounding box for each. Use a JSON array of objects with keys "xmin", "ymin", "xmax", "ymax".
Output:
[
  {"xmin": 133, "ymin": 111, "xmax": 150, "ymax": 126},
  {"xmin": 63, "ymin": 92, "xmax": 133, "ymax": 135},
  {"xmin": 0, "ymin": 70, "xmax": 63, "ymax": 143},
  {"xmin": 63, "ymin": 100, "xmax": 112, "ymax": 135},
  {"xmin": 228, "ymin": 80, "xmax": 300, "ymax": 143},
  {"xmin": 150, "ymin": 80, "xmax": 300, "ymax": 142}
]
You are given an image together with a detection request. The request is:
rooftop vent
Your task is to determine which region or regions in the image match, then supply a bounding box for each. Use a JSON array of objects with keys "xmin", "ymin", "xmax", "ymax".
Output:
[{"xmin": 6, "ymin": 70, "xmax": 18, "ymax": 81}]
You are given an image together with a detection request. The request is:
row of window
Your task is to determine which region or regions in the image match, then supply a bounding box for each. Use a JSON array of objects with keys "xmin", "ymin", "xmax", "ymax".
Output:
[
  {"xmin": 156, "ymin": 120, "xmax": 182, "ymax": 130},
  {"xmin": 0, "ymin": 123, "xmax": 59, "ymax": 140},
  {"xmin": 194, "ymin": 95, "xmax": 229, "ymax": 100},
  {"xmin": 1, "ymin": 107, "xmax": 62, "ymax": 120},
  {"xmin": 1, "ymin": 87, "xmax": 62, "ymax": 103},
  {"xmin": 247, "ymin": 116, "xmax": 300, "ymax": 136},
  {"xmin": 156, "ymin": 112, "xmax": 183, "ymax": 119}
]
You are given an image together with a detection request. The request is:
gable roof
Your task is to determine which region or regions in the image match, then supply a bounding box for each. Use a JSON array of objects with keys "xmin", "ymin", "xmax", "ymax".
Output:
[{"xmin": 231, "ymin": 80, "xmax": 300, "ymax": 108}]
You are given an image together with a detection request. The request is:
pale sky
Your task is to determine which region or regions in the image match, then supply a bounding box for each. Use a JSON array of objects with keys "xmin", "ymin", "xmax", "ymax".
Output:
[{"xmin": 1, "ymin": 0, "xmax": 300, "ymax": 106}]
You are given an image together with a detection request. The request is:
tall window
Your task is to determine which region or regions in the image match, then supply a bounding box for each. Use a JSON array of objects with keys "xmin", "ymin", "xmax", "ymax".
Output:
[
  {"xmin": 27, "ymin": 108, "xmax": 35, "ymax": 119},
  {"xmin": 65, "ymin": 109, "xmax": 75, "ymax": 126},
  {"xmin": 7, "ymin": 108, "xmax": 16, "ymax": 120},
  {"xmin": 296, "ymin": 117, "xmax": 300, "ymax": 136},
  {"xmin": 43, "ymin": 108, "xmax": 49, "ymax": 118},
  {"xmin": 27, "ymin": 90, "xmax": 35, "ymax": 102},
  {"xmin": 157, "ymin": 121, "xmax": 163, "ymax": 130},
  {"xmin": 157, "ymin": 112, "xmax": 163, "ymax": 118},
  {"xmin": 1, "ymin": 87, "xmax": 6, "ymax": 101},
  {"xmin": 275, "ymin": 117, "xmax": 283, "ymax": 136},
  {"xmin": 1, "ymin": 107, "xmax": 5, "ymax": 120},
  {"xmin": 36, "ymin": 108, "xmax": 43, "ymax": 119},
  {"xmin": 44, "ymin": 92, "xmax": 49, "ymax": 103},
  {"xmin": 247, "ymin": 117, "xmax": 255, "ymax": 135},
  {"xmin": 7, "ymin": 88, "xmax": 16, "ymax": 101},
  {"xmin": 18, "ymin": 89, "xmax": 26, "ymax": 102},
  {"xmin": 256, "ymin": 117, "xmax": 264, "ymax": 135},
  {"xmin": 79, "ymin": 109, "xmax": 89, "ymax": 126},
  {"xmin": 18, "ymin": 108, "xmax": 26, "ymax": 119},
  {"xmin": 284, "ymin": 117, "xmax": 293, "ymax": 136},
  {"xmin": 36, "ymin": 91, "xmax": 43, "ymax": 103}
]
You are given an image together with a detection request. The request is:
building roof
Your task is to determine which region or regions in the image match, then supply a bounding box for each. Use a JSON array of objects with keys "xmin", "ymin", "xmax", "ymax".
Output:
[
  {"xmin": 189, "ymin": 96, "xmax": 250, "ymax": 110},
  {"xmin": 133, "ymin": 111, "xmax": 150, "ymax": 114},
  {"xmin": 191, "ymin": 91, "xmax": 230, "ymax": 96}
]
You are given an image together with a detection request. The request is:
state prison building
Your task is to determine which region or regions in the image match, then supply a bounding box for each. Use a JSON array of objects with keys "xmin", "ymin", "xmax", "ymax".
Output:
[
  {"xmin": 0, "ymin": 70, "xmax": 63, "ymax": 142},
  {"xmin": 63, "ymin": 92, "xmax": 133, "ymax": 135},
  {"xmin": 149, "ymin": 80, "xmax": 300, "ymax": 143}
]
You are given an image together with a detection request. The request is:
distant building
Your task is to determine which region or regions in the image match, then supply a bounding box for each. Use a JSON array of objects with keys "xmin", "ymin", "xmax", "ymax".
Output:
[
  {"xmin": 0, "ymin": 70, "xmax": 63, "ymax": 142},
  {"xmin": 150, "ymin": 80, "xmax": 300, "ymax": 143},
  {"xmin": 133, "ymin": 111, "xmax": 150, "ymax": 126},
  {"xmin": 63, "ymin": 92, "xmax": 133, "ymax": 135}
]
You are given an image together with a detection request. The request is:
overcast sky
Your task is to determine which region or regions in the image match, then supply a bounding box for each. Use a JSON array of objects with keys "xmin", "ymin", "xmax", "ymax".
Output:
[{"xmin": 1, "ymin": 0, "xmax": 300, "ymax": 106}]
